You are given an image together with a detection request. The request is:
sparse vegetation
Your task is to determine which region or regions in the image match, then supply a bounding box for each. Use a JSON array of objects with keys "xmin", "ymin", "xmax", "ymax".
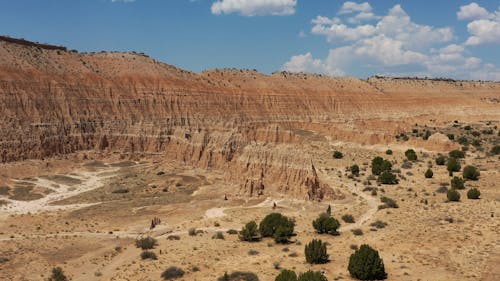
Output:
[
  {"xmin": 436, "ymin": 155, "xmax": 446, "ymax": 165},
  {"xmin": 378, "ymin": 171, "xmax": 398, "ymax": 185},
  {"xmin": 141, "ymin": 250, "xmax": 157, "ymax": 260},
  {"xmin": 333, "ymin": 151, "xmax": 344, "ymax": 159},
  {"xmin": 463, "ymin": 165, "xmax": 480, "ymax": 180},
  {"xmin": 351, "ymin": 164, "xmax": 360, "ymax": 176},
  {"xmin": 370, "ymin": 220, "xmax": 388, "ymax": 229},
  {"xmin": 275, "ymin": 269, "xmax": 297, "ymax": 281},
  {"xmin": 449, "ymin": 150, "xmax": 465, "ymax": 159},
  {"xmin": 342, "ymin": 214, "xmax": 355, "ymax": 223},
  {"xmin": 352, "ymin": 228, "xmax": 363, "ymax": 236},
  {"xmin": 385, "ymin": 149, "xmax": 393, "ymax": 155},
  {"xmin": 491, "ymin": 145, "xmax": 500, "ymax": 155},
  {"xmin": 447, "ymin": 189, "xmax": 461, "ymax": 202},
  {"xmin": 161, "ymin": 266, "xmax": 185, "ymax": 280},
  {"xmin": 380, "ymin": 196, "xmax": 399, "ymax": 208},
  {"xmin": 298, "ymin": 271, "xmax": 328, "ymax": 281},
  {"xmin": 467, "ymin": 188, "xmax": 481, "ymax": 199},
  {"xmin": 371, "ymin": 157, "xmax": 392, "ymax": 175},
  {"xmin": 135, "ymin": 236, "xmax": 157, "ymax": 250},
  {"xmin": 348, "ymin": 244, "xmax": 387, "ymax": 280},
  {"xmin": 259, "ymin": 213, "xmax": 295, "ymax": 244},
  {"xmin": 312, "ymin": 213, "xmax": 340, "ymax": 235},
  {"xmin": 49, "ymin": 267, "xmax": 68, "ymax": 281},
  {"xmin": 305, "ymin": 239, "xmax": 329, "ymax": 264},
  {"xmin": 217, "ymin": 271, "xmax": 259, "ymax": 281},
  {"xmin": 447, "ymin": 158, "xmax": 461, "ymax": 175}
]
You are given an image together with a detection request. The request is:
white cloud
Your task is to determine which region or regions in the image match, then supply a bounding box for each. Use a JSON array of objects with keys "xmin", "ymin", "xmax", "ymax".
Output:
[
  {"xmin": 458, "ymin": 3, "xmax": 500, "ymax": 45},
  {"xmin": 457, "ymin": 2, "xmax": 492, "ymax": 20},
  {"xmin": 338, "ymin": 1, "xmax": 372, "ymax": 15},
  {"xmin": 284, "ymin": 3, "xmax": 500, "ymax": 80},
  {"xmin": 211, "ymin": 0, "xmax": 297, "ymax": 16}
]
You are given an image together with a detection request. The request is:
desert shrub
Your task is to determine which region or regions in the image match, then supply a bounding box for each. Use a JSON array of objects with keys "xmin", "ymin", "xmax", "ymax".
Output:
[
  {"xmin": 457, "ymin": 136, "xmax": 468, "ymax": 145},
  {"xmin": 167, "ymin": 235, "xmax": 180, "ymax": 240},
  {"xmin": 342, "ymin": 214, "xmax": 355, "ymax": 223},
  {"xmin": 112, "ymin": 189, "xmax": 129, "ymax": 194},
  {"xmin": 248, "ymin": 250, "xmax": 259, "ymax": 255},
  {"xmin": 217, "ymin": 272, "xmax": 259, "ymax": 281},
  {"xmin": 371, "ymin": 157, "xmax": 392, "ymax": 175},
  {"xmin": 401, "ymin": 161, "xmax": 413, "ymax": 169},
  {"xmin": 463, "ymin": 165, "xmax": 480, "ymax": 180},
  {"xmin": 467, "ymin": 188, "xmax": 481, "ymax": 199},
  {"xmin": 449, "ymin": 150, "xmax": 465, "ymax": 159},
  {"xmin": 162, "ymin": 187, "xmax": 169, "ymax": 192},
  {"xmin": 424, "ymin": 169, "xmax": 433, "ymax": 178},
  {"xmin": 239, "ymin": 221, "xmax": 260, "ymax": 242},
  {"xmin": 472, "ymin": 139, "xmax": 481, "ymax": 147},
  {"xmin": 305, "ymin": 239, "xmax": 329, "ymax": 264},
  {"xmin": 447, "ymin": 189, "xmax": 461, "ymax": 202},
  {"xmin": 471, "ymin": 131, "xmax": 481, "ymax": 137},
  {"xmin": 423, "ymin": 130, "xmax": 432, "ymax": 140},
  {"xmin": 0, "ymin": 257, "xmax": 9, "ymax": 264},
  {"xmin": 491, "ymin": 145, "xmax": 500, "ymax": 155},
  {"xmin": 259, "ymin": 213, "xmax": 295, "ymax": 243},
  {"xmin": 378, "ymin": 171, "xmax": 398, "ymax": 185},
  {"xmin": 161, "ymin": 266, "xmax": 185, "ymax": 280},
  {"xmin": 135, "ymin": 236, "xmax": 157, "ymax": 250},
  {"xmin": 348, "ymin": 244, "xmax": 387, "ymax": 280},
  {"xmin": 447, "ymin": 158, "xmax": 461, "ymax": 175},
  {"xmin": 49, "ymin": 267, "xmax": 68, "ymax": 281},
  {"xmin": 436, "ymin": 155, "xmax": 446, "ymax": 165},
  {"xmin": 326, "ymin": 204, "xmax": 332, "ymax": 216},
  {"xmin": 333, "ymin": 151, "xmax": 343, "ymax": 159},
  {"xmin": 370, "ymin": 221, "xmax": 388, "ymax": 229},
  {"xmin": 380, "ymin": 196, "xmax": 399, "ymax": 208},
  {"xmin": 226, "ymin": 229, "xmax": 238, "ymax": 235},
  {"xmin": 405, "ymin": 149, "xmax": 418, "ymax": 161},
  {"xmin": 141, "ymin": 250, "xmax": 157, "ymax": 260},
  {"xmin": 312, "ymin": 213, "xmax": 340, "ymax": 235},
  {"xmin": 385, "ymin": 149, "xmax": 393, "ymax": 155},
  {"xmin": 212, "ymin": 231, "xmax": 225, "ymax": 240},
  {"xmin": 352, "ymin": 229, "xmax": 363, "ymax": 236},
  {"xmin": 450, "ymin": 176, "xmax": 465, "ymax": 190},
  {"xmin": 298, "ymin": 271, "xmax": 328, "ymax": 281},
  {"xmin": 275, "ymin": 269, "xmax": 298, "ymax": 281},
  {"xmin": 351, "ymin": 164, "xmax": 360, "ymax": 177},
  {"xmin": 188, "ymin": 228, "xmax": 197, "ymax": 236},
  {"xmin": 447, "ymin": 133, "xmax": 455, "ymax": 140}
]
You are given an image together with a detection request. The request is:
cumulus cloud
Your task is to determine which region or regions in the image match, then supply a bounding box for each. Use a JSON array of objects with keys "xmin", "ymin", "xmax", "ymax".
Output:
[
  {"xmin": 458, "ymin": 3, "xmax": 500, "ymax": 45},
  {"xmin": 283, "ymin": 2, "xmax": 500, "ymax": 80},
  {"xmin": 211, "ymin": 0, "xmax": 297, "ymax": 16}
]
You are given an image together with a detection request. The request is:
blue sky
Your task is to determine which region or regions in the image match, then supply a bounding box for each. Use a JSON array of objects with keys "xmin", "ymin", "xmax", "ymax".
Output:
[{"xmin": 1, "ymin": 0, "xmax": 499, "ymax": 80}]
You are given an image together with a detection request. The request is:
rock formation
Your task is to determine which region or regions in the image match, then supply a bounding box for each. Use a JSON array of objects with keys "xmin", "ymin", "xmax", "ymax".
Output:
[{"xmin": 1, "ymin": 37, "xmax": 499, "ymax": 199}]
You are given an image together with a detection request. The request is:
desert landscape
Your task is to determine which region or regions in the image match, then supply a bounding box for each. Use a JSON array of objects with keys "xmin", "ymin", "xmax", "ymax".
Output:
[{"xmin": 0, "ymin": 36, "xmax": 499, "ymax": 281}]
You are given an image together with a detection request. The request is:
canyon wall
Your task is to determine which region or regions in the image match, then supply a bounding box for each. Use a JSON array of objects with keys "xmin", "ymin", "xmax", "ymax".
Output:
[{"xmin": 1, "ymin": 38, "xmax": 499, "ymax": 199}]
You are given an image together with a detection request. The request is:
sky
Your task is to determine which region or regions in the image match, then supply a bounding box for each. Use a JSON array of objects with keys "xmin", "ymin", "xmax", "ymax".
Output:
[{"xmin": 1, "ymin": 0, "xmax": 500, "ymax": 80}]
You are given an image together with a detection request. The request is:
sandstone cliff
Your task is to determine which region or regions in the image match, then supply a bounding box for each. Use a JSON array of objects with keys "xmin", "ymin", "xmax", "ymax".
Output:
[{"xmin": 1, "ymin": 37, "xmax": 499, "ymax": 199}]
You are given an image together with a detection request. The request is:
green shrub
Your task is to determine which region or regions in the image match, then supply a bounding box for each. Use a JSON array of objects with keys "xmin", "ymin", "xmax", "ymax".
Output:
[
  {"xmin": 450, "ymin": 176, "xmax": 465, "ymax": 190},
  {"xmin": 424, "ymin": 169, "xmax": 433, "ymax": 178},
  {"xmin": 135, "ymin": 237, "xmax": 157, "ymax": 250},
  {"xmin": 312, "ymin": 213, "xmax": 340, "ymax": 235},
  {"xmin": 449, "ymin": 150, "xmax": 465, "ymax": 159},
  {"xmin": 471, "ymin": 131, "xmax": 481, "ymax": 137},
  {"xmin": 259, "ymin": 213, "xmax": 295, "ymax": 240},
  {"xmin": 378, "ymin": 171, "xmax": 398, "ymax": 185},
  {"xmin": 226, "ymin": 229, "xmax": 238, "ymax": 235},
  {"xmin": 370, "ymin": 221, "xmax": 388, "ymax": 229},
  {"xmin": 405, "ymin": 149, "xmax": 418, "ymax": 161},
  {"xmin": 447, "ymin": 189, "xmax": 461, "ymax": 202},
  {"xmin": 333, "ymin": 151, "xmax": 343, "ymax": 159},
  {"xmin": 298, "ymin": 271, "xmax": 328, "ymax": 281},
  {"xmin": 435, "ymin": 155, "xmax": 446, "ymax": 165},
  {"xmin": 447, "ymin": 158, "xmax": 461, "ymax": 175},
  {"xmin": 463, "ymin": 165, "xmax": 480, "ymax": 180},
  {"xmin": 49, "ymin": 267, "xmax": 68, "ymax": 281},
  {"xmin": 275, "ymin": 269, "xmax": 298, "ymax": 281},
  {"xmin": 385, "ymin": 149, "xmax": 393, "ymax": 155},
  {"xmin": 457, "ymin": 136, "xmax": 468, "ymax": 145},
  {"xmin": 371, "ymin": 157, "xmax": 392, "ymax": 175},
  {"xmin": 351, "ymin": 164, "xmax": 360, "ymax": 176},
  {"xmin": 141, "ymin": 250, "xmax": 157, "ymax": 260},
  {"xmin": 348, "ymin": 244, "xmax": 387, "ymax": 280},
  {"xmin": 467, "ymin": 188, "xmax": 481, "ymax": 199},
  {"xmin": 239, "ymin": 221, "xmax": 260, "ymax": 242},
  {"xmin": 342, "ymin": 214, "xmax": 355, "ymax": 223},
  {"xmin": 274, "ymin": 224, "xmax": 294, "ymax": 244},
  {"xmin": 305, "ymin": 239, "xmax": 329, "ymax": 264},
  {"xmin": 447, "ymin": 133, "xmax": 455, "ymax": 140},
  {"xmin": 491, "ymin": 145, "xmax": 500, "ymax": 155},
  {"xmin": 161, "ymin": 266, "xmax": 185, "ymax": 280},
  {"xmin": 112, "ymin": 189, "xmax": 129, "ymax": 194}
]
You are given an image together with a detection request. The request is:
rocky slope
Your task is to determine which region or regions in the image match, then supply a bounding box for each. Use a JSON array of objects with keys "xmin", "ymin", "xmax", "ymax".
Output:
[{"xmin": 0, "ymin": 37, "xmax": 499, "ymax": 200}]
